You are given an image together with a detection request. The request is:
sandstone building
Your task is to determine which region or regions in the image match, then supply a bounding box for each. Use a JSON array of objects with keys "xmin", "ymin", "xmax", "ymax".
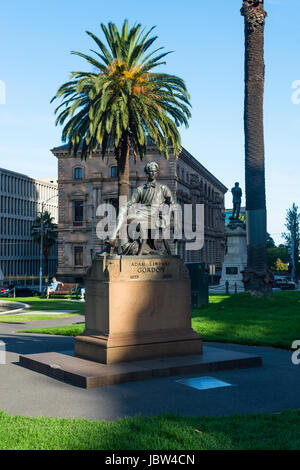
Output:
[{"xmin": 52, "ymin": 144, "xmax": 227, "ymax": 283}]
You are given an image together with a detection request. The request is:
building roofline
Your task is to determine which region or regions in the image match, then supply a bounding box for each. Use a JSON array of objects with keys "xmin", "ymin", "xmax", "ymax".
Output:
[
  {"xmin": 0, "ymin": 167, "xmax": 58, "ymax": 187},
  {"xmin": 180, "ymin": 147, "xmax": 228, "ymax": 193},
  {"xmin": 51, "ymin": 143, "xmax": 227, "ymax": 193},
  {"xmin": 0, "ymin": 167, "xmax": 36, "ymax": 180},
  {"xmin": 51, "ymin": 143, "xmax": 70, "ymax": 153}
]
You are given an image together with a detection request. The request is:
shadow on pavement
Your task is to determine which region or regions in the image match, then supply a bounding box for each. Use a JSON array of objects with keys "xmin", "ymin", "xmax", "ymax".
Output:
[{"xmin": 0, "ymin": 333, "xmax": 74, "ymax": 355}]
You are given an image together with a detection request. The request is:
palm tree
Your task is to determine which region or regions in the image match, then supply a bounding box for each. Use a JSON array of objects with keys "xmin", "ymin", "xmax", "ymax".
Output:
[
  {"xmin": 31, "ymin": 211, "xmax": 57, "ymax": 279},
  {"xmin": 51, "ymin": 20, "xmax": 191, "ymax": 202},
  {"xmin": 241, "ymin": 0, "xmax": 273, "ymax": 295}
]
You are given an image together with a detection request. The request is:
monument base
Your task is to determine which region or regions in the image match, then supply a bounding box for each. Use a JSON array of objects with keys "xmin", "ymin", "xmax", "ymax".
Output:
[
  {"xmin": 220, "ymin": 222, "xmax": 247, "ymax": 292},
  {"xmin": 19, "ymin": 345, "xmax": 262, "ymax": 389},
  {"xmin": 74, "ymin": 254, "xmax": 202, "ymax": 364},
  {"xmin": 75, "ymin": 328, "xmax": 202, "ymax": 364}
]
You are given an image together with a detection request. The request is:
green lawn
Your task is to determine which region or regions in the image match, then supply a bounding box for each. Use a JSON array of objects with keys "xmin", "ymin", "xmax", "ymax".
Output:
[
  {"xmin": 2, "ymin": 297, "xmax": 85, "ymax": 315},
  {"xmin": 20, "ymin": 322, "xmax": 85, "ymax": 334},
  {"xmin": 192, "ymin": 291, "xmax": 300, "ymax": 349},
  {"xmin": 20, "ymin": 292, "xmax": 300, "ymax": 349},
  {"xmin": 0, "ymin": 409, "xmax": 300, "ymax": 450},
  {"xmin": 0, "ymin": 297, "xmax": 85, "ymax": 323},
  {"xmin": 0, "ymin": 314, "xmax": 80, "ymax": 323}
]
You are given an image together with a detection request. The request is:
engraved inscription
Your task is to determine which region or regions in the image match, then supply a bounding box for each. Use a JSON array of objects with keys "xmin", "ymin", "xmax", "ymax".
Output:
[
  {"xmin": 131, "ymin": 260, "xmax": 170, "ymax": 274},
  {"xmin": 96, "ymin": 257, "xmax": 181, "ymax": 282}
]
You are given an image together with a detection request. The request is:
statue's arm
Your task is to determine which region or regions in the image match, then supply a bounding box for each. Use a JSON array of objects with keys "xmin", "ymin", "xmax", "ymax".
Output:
[
  {"xmin": 163, "ymin": 186, "xmax": 175, "ymax": 205},
  {"xmin": 127, "ymin": 187, "xmax": 142, "ymax": 207},
  {"xmin": 110, "ymin": 187, "xmax": 142, "ymax": 240}
]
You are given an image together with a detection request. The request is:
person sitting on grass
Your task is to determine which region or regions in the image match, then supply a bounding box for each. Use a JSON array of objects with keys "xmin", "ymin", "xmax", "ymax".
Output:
[{"xmin": 46, "ymin": 276, "xmax": 64, "ymax": 299}]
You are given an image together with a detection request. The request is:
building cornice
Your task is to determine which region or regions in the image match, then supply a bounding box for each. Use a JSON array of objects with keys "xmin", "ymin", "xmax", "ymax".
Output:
[
  {"xmin": 51, "ymin": 143, "xmax": 227, "ymax": 194},
  {"xmin": 179, "ymin": 148, "xmax": 228, "ymax": 194}
]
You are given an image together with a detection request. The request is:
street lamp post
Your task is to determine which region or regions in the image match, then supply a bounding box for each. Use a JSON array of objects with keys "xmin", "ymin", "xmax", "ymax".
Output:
[
  {"xmin": 39, "ymin": 194, "xmax": 59, "ymax": 294},
  {"xmin": 291, "ymin": 233, "xmax": 296, "ymax": 284}
]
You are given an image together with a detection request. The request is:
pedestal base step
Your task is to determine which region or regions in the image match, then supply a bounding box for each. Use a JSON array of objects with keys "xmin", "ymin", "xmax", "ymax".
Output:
[
  {"xmin": 74, "ymin": 328, "xmax": 202, "ymax": 364},
  {"xmin": 19, "ymin": 345, "xmax": 262, "ymax": 389}
]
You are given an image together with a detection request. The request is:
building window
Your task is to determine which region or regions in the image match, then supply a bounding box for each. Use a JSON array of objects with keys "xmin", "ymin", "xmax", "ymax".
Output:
[
  {"xmin": 74, "ymin": 167, "xmax": 83, "ymax": 180},
  {"xmin": 111, "ymin": 166, "xmax": 118, "ymax": 178},
  {"xmin": 73, "ymin": 200, "xmax": 84, "ymax": 224},
  {"xmin": 74, "ymin": 246, "xmax": 83, "ymax": 266}
]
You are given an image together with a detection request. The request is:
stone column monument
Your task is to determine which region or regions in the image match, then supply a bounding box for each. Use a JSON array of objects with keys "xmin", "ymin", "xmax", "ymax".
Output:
[
  {"xmin": 74, "ymin": 162, "xmax": 203, "ymax": 364},
  {"xmin": 220, "ymin": 182, "xmax": 247, "ymax": 291},
  {"xmin": 220, "ymin": 222, "xmax": 247, "ymax": 291}
]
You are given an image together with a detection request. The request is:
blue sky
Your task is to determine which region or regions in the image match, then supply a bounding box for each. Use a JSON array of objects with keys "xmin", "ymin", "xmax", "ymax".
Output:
[{"xmin": 0, "ymin": 0, "xmax": 299, "ymax": 243}]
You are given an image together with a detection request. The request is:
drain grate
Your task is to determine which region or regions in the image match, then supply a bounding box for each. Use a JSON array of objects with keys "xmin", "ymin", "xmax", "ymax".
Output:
[{"xmin": 176, "ymin": 376, "xmax": 232, "ymax": 390}]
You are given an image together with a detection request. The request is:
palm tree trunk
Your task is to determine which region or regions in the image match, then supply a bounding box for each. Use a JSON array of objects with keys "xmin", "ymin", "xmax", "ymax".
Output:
[
  {"xmin": 43, "ymin": 247, "xmax": 49, "ymax": 281},
  {"xmin": 116, "ymin": 130, "xmax": 131, "ymax": 206},
  {"xmin": 241, "ymin": 0, "xmax": 273, "ymax": 295}
]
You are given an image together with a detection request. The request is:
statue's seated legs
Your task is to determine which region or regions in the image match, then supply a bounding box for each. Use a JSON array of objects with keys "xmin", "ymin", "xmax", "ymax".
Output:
[{"xmin": 108, "ymin": 207, "xmax": 174, "ymax": 256}]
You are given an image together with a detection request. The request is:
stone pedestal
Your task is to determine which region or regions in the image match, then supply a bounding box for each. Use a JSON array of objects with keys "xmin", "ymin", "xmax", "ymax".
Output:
[
  {"xmin": 220, "ymin": 222, "xmax": 247, "ymax": 291},
  {"xmin": 74, "ymin": 254, "xmax": 202, "ymax": 364}
]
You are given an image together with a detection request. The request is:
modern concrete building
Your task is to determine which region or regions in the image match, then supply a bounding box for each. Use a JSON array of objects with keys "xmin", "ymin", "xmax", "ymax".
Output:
[
  {"xmin": 52, "ymin": 143, "xmax": 227, "ymax": 283},
  {"xmin": 0, "ymin": 168, "xmax": 58, "ymax": 285}
]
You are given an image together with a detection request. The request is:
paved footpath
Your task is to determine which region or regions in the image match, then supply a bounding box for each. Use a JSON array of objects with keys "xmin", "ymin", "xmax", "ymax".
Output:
[{"xmin": 0, "ymin": 317, "xmax": 299, "ymax": 421}]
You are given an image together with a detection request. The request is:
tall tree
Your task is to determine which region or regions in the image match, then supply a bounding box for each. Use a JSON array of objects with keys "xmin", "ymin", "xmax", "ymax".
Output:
[
  {"xmin": 282, "ymin": 203, "xmax": 300, "ymax": 280},
  {"xmin": 31, "ymin": 211, "xmax": 57, "ymax": 279},
  {"xmin": 51, "ymin": 20, "xmax": 191, "ymax": 202},
  {"xmin": 266, "ymin": 232, "xmax": 275, "ymax": 248},
  {"xmin": 241, "ymin": 0, "xmax": 273, "ymax": 295}
]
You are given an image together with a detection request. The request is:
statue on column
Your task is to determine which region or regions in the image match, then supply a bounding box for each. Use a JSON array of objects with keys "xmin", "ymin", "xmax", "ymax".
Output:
[{"xmin": 231, "ymin": 182, "xmax": 242, "ymax": 221}]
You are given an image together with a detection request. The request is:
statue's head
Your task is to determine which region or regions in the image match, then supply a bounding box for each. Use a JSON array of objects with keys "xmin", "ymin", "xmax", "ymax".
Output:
[
  {"xmin": 235, "ymin": 182, "xmax": 239, "ymax": 187},
  {"xmin": 144, "ymin": 161, "xmax": 159, "ymax": 181}
]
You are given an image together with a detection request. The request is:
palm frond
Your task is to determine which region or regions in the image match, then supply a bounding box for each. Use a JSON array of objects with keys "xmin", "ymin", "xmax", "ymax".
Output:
[{"xmin": 52, "ymin": 19, "xmax": 192, "ymax": 164}]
